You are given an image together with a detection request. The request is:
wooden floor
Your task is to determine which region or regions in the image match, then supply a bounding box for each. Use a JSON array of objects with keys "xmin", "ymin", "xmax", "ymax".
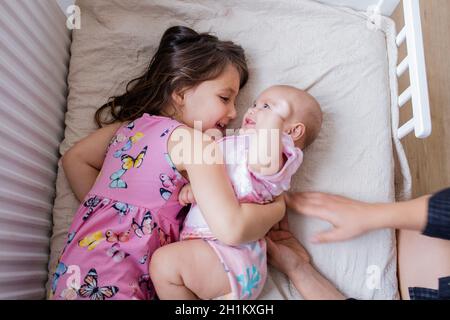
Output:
[
  {"xmin": 393, "ymin": 0, "xmax": 450, "ymax": 198},
  {"xmin": 392, "ymin": 0, "xmax": 450, "ymax": 300}
]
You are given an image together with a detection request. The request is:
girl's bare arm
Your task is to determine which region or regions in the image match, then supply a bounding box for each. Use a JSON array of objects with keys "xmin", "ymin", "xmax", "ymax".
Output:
[
  {"xmin": 62, "ymin": 122, "xmax": 123, "ymax": 201},
  {"xmin": 169, "ymin": 127, "xmax": 285, "ymax": 246}
]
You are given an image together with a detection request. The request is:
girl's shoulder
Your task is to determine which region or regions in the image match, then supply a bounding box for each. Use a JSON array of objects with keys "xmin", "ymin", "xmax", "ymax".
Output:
[
  {"xmin": 105, "ymin": 114, "xmax": 185, "ymax": 158},
  {"xmin": 114, "ymin": 113, "xmax": 184, "ymax": 138},
  {"xmin": 133, "ymin": 113, "xmax": 182, "ymax": 130}
]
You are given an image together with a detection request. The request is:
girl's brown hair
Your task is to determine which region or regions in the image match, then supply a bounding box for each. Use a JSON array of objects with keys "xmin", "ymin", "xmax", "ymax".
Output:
[{"xmin": 95, "ymin": 26, "xmax": 249, "ymax": 127}]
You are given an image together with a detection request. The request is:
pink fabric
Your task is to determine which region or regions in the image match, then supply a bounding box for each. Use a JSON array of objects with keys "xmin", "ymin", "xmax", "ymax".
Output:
[
  {"xmin": 208, "ymin": 239, "xmax": 267, "ymax": 300},
  {"xmin": 49, "ymin": 114, "xmax": 187, "ymax": 300},
  {"xmin": 181, "ymin": 133, "xmax": 303, "ymax": 240},
  {"xmin": 181, "ymin": 133, "xmax": 303, "ymax": 299}
]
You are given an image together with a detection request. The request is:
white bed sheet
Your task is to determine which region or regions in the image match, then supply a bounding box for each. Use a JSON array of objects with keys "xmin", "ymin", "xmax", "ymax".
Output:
[{"xmin": 47, "ymin": 0, "xmax": 411, "ymax": 300}]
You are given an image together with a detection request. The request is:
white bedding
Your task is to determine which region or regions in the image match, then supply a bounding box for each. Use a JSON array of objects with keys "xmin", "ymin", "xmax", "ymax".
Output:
[{"xmin": 47, "ymin": 0, "xmax": 411, "ymax": 299}]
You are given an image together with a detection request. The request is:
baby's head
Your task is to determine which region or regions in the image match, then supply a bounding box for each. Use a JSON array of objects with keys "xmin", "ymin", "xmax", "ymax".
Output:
[{"xmin": 242, "ymin": 85, "xmax": 322, "ymax": 149}]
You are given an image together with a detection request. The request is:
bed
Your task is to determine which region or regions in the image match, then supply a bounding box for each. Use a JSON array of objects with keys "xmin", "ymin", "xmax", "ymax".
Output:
[{"xmin": 0, "ymin": 0, "xmax": 431, "ymax": 299}]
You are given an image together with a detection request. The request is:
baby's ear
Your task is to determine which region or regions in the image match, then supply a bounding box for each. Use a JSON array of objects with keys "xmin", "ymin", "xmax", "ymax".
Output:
[{"xmin": 288, "ymin": 122, "xmax": 306, "ymax": 143}]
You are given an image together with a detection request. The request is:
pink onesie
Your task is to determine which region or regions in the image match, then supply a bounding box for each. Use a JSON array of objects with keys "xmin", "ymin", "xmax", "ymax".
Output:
[
  {"xmin": 180, "ymin": 133, "xmax": 303, "ymax": 300},
  {"xmin": 49, "ymin": 114, "xmax": 188, "ymax": 300}
]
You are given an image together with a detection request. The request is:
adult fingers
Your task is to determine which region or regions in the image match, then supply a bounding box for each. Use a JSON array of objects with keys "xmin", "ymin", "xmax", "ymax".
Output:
[
  {"xmin": 289, "ymin": 193, "xmax": 337, "ymax": 223},
  {"xmin": 285, "ymin": 192, "xmax": 325, "ymax": 214},
  {"xmin": 279, "ymin": 213, "xmax": 289, "ymax": 231},
  {"xmin": 268, "ymin": 229, "xmax": 291, "ymax": 241},
  {"xmin": 265, "ymin": 237, "xmax": 278, "ymax": 256},
  {"xmin": 310, "ymin": 228, "xmax": 347, "ymax": 244}
]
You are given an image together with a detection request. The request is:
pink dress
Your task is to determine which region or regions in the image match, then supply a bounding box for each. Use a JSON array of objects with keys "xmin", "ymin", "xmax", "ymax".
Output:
[
  {"xmin": 180, "ymin": 133, "xmax": 303, "ymax": 300},
  {"xmin": 49, "ymin": 114, "xmax": 188, "ymax": 300}
]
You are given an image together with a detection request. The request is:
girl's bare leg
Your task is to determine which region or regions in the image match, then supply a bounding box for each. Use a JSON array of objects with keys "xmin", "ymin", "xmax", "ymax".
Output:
[{"xmin": 150, "ymin": 239, "xmax": 231, "ymax": 300}]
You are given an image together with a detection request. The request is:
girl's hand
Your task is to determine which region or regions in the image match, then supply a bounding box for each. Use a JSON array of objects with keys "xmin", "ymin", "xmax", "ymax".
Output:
[
  {"xmin": 285, "ymin": 192, "xmax": 383, "ymax": 244},
  {"xmin": 265, "ymin": 214, "xmax": 311, "ymax": 277},
  {"xmin": 178, "ymin": 183, "xmax": 196, "ymax": 206}
]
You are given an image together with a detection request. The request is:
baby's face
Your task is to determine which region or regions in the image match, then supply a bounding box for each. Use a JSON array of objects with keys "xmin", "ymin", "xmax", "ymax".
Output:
[{"xmin": 241, "ymin": 87, "xmax": 300, "ymax": 132}]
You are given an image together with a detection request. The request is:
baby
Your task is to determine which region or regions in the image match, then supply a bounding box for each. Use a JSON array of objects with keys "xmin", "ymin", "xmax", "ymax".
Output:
[{"xmin": 150, "ymin": 85, "xmax": 322, "ymax": 300}]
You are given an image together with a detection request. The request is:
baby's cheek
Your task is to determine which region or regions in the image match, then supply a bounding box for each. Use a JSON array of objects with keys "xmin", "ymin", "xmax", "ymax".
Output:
[{"xmin": 275, "ymin": 104, "xmax": 291, "ymax": 119}]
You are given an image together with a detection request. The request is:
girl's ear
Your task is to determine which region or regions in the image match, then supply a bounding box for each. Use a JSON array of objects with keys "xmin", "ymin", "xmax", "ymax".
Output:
[
  {"xmin": 171, "ymin": 90, "xmax": 185, "ymax": 107},
  {"xmin": 287, "ymin": 122, "xmax": 306, "ymax": 143}
]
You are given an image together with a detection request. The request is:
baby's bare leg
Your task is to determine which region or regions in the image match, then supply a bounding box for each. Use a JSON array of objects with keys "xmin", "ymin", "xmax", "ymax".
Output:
[{"xmin": 150, "ymin": 239, "xmax": 231, "ymax": 300}]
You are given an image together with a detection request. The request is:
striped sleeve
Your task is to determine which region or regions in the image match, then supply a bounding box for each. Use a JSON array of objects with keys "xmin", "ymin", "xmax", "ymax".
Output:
[{"xmin": 423, "ymin": 188, "xmax": 450, "ymax": 240}]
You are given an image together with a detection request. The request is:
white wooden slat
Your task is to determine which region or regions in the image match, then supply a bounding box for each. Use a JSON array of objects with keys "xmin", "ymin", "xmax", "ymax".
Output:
[
  {"xmin": 0, "ymin": 121, "xmax": 59, "ymax": 164},
  {"xmin": 402, "ymin": 0, "xmax": 432, "ymax": 138},
  {"xmin": 0, "ymin": 167, "xmax": 55, "ymax": 196},
  {"xmin": 0, "ymin": 0, "xmax": 70, "ymax": 300},
  {"xmin": 1, "ymin": 1, "xmax": 68, "ymax": 76},
  {"xmin": 0, "ymin": 145, "xmax": 57, "ymax": 185},
  {"xmin": 396, "ymin": 0, "xmax": 432, "ymax": 139},
  {"xmin": 0, "ymin": 209, "xmax": 52, "ymax": 230},
  {"xmin": 0, "ymin": 271, "xmax": 49, "ymax": 283},
  {"xmin": 0, "ymin": 231, "xmax": 50, "ymax": 246},
  {"xmin": 398, "ymin": 86, "xmax": 412, "ymax": 108},
  {"xmin": 0, "ymin": 287, "xmax": 47, "ymax": 300},
  {"xmin": 0, "ymin": 19, "xmax": 67, "ymax": 90},
  {"xmin": 0, "ymin": 252, "xmax": 49, "ymax": 263},
  {"xmin": 398, "ymin": 119, "xmax": 415, "ymax": 139},
  {"xmin": 34, "ymin": 0, "xmax": 72, "ymax": 46},
  {"xmin": 0, "ymin": 188, "xmax": 53, "ymax": 212},
  {"xmin": 396, "ymin": 26, "xmax": 407, "ymax": 46},
  {"xmin": 1, "ymin": 38, "xmax": 67, "ymax": 106},
  {"xmin": 0, "ymin": 54, "xmax": 66, "ymax": 121},
  {"xmin": 396, "ymin": 56, "xmax": 409, "ymax": 77},
  {"xmin": 0, "ymin": 198, "xmax": 53, "ymax": 226},
  {"xmin": 0, "ymin": 99, "xmax": 61, "ymax": 150},
  {"xmin": 14, "ymin": 0, "xmax": 70, "ymax": 61},
  {"xmin": 0, "ymin": 83, "xmax": 64, "ymax": 135}
]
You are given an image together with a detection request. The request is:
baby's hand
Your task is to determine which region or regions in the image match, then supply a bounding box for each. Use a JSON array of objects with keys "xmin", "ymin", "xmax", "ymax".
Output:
[{"xmin": 178, "ymin": 183, "xmax": 196, "ymax": 206}]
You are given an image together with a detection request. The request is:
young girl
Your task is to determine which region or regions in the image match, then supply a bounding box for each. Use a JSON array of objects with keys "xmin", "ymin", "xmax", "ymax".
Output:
[{"xmin": 49, "ymin": 26, "xmax": 285, "ymax": 300}]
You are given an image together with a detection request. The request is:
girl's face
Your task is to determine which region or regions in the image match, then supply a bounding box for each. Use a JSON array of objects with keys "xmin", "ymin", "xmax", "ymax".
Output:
[{"xmin": 176, "ymin": 64, "xmax": 241, "ymax": 134}]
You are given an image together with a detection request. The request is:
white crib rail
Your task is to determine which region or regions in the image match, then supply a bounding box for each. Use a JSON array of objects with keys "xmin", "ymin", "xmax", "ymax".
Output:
[
  {"xmin": 396, "ymin": 0, "xmax": 431, "ymax": 139},
  {"xmin": 0, "ymin": 0, "xmax": 70, "ymax": 299}
]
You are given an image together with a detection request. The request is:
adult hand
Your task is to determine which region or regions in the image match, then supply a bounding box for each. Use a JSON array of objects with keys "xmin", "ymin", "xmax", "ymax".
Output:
[
  {"xmin": 266, "ymin": 205, "xmax": 347, "ymax": 300},
  {"xmin": 265, "ymin": 214, "xmax": 311, "ymax": 277},
  {"xmin": 285, "ymin": 192, "xmax": 385, "ymax": 244}
]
